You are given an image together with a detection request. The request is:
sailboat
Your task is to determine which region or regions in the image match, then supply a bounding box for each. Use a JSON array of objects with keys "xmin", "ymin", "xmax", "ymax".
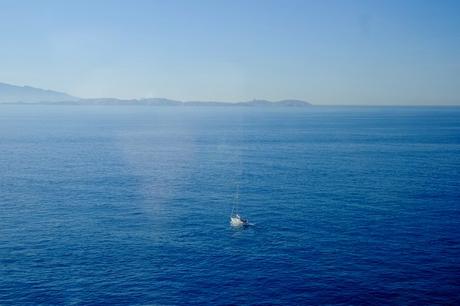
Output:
[{"xmin": 230, "ymin": 184, "xmax": 248, "ymax": 227}]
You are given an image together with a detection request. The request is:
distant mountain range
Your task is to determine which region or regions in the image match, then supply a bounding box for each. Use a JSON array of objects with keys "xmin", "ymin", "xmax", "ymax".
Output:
[
  {"xmin": 0, "ymin": 82, "xmax": 312, "ymax": 107},
  {"xmin": 0, "ymin": 82, "xmax": 79, "ymax": 103}
]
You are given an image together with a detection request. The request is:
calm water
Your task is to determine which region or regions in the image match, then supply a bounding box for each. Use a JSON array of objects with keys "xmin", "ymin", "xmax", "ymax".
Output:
[{"xmin": 1, "ymin": 106, "xmax": 459, "ymax": 305}]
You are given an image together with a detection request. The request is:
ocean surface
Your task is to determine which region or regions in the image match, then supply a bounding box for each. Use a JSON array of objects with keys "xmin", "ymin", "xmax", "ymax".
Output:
[{"xmin": 1, "ymin": 105, "xmax": 459, "ymax": 305}]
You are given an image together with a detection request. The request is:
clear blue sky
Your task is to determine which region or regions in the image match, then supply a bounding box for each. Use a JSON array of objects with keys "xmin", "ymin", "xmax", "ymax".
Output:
[{"xmin": 0, "ymin": 0, "xmax": 459, "ymax": 104}]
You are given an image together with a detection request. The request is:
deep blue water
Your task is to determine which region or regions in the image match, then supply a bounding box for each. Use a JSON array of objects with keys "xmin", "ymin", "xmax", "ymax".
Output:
[{"xmin": 1, "ymin": 106, "xmax": 459, "ymax": 305}]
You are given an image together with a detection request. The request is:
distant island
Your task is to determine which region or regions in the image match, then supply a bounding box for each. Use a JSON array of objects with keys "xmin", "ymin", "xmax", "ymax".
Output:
[
  {"xmin": 0, "ymin": 82, "xmax": 79, "ymax": 103},
  {"xmin": 0, "ymin": 82, "xmax": 312, "ymax": 107}
]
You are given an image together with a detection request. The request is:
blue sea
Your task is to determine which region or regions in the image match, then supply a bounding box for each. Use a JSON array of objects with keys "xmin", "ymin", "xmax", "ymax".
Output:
[{"xmin": 1, "ymin": 105, "xmax": 459, "ymax": 305}]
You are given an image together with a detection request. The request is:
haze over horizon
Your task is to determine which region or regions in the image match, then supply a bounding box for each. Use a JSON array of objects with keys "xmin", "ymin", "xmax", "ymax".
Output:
[{"xmin": 0, "ymin": 0, "xmax": 459, "ymax": 105}]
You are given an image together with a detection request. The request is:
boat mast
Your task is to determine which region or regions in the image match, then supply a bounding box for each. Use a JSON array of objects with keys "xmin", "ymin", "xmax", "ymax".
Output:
[
  {"xmin": 231, "ymin": 183, "xmax": 240, "ymax": 216},
  {"xmin": 236, "ymin": 183, "xmax": 239, "ymax": 215}
]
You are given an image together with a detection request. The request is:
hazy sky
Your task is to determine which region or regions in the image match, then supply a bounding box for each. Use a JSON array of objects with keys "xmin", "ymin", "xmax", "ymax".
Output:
[{"xmin": 0, "ymin": 0, "xmax": 459, "ymax": 104}]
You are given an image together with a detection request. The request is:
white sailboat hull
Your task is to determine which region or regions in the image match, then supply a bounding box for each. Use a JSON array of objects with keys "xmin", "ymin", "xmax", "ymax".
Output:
[{"xmin": 230, "ymin": 216, "xmax": 247, "ymax": 227}]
